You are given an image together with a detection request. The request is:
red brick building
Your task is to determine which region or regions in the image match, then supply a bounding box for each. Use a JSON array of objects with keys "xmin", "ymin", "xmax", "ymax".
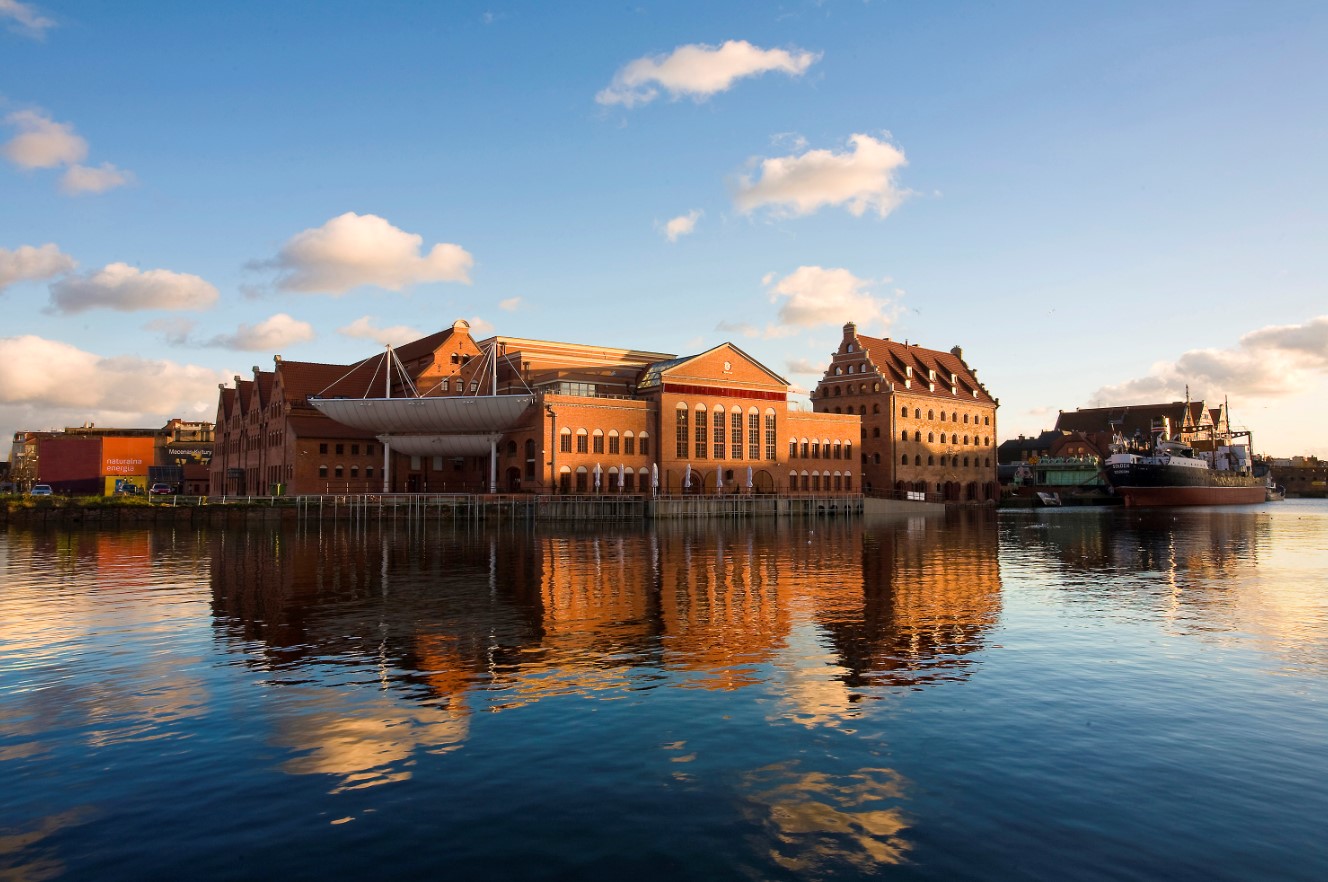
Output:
[
  {"xmin": 209, "ymin": 320, "xmax": 860, "ymax": 496},
  {"xmin": 812, "ymin": 323, "xmax": 999, "ymax": 502}
]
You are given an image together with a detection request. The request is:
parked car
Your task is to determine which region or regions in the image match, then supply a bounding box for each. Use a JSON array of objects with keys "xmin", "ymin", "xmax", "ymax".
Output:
[
  {"xmin": 29, "ymin": 484, "xmax": 54, "ymax": 496},
  {"xmin": 149, "ymin": 483, "xmax": 175, "ymax": 495}
]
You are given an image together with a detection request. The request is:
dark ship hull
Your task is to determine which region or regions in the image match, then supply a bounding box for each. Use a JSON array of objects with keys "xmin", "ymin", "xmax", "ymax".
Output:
[{"xmin": 1104, "ymin": 460, "xmax": 1265, "ymax": 507}]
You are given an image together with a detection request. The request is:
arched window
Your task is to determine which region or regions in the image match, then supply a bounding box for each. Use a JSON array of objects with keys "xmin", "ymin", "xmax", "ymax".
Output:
[
  {"xmin": 576, "ymin": 428, "xmax": 589, "ymax": 453},
  {"xmin": 731, "ymin": 407, "xmax": 743, "ymax": 459},
  {"xmin": 915, "ymin": 408, "xmax": 921, "ymax": 419},
  {"xmin": 952, "ymin": 412, "xmax": 958, "ymax": 422},
  {"xmin": 834, "ymin": 406, "xmax": 841, "ymax": 414},
  {"xmin": 984, "ymin": 416, "xmax": 990, "ymax": 425},
  {"xmin": 608, "ymin": 429, "xmax": 620, "ymax": 455},
  {"xmin": 713, "ymin": 405, "xmax": 726, "ymax": 459},
  {"xmin": 928, "ymin": 432, "xmax": 934, "ymax": 443},
  {"xmin": 789, "ymin": 471, "xmax": 798, "ymax": 490},
  {"xmin": 834, "ymin": 386, "xmax": 842, "ymax": 396},
  {"xmin": 873, "ymin": 383, "xmax": 880, "ymax": 392},
  {"xmin": 624, "ymin": 430, "xmax": 636, "ymax": 455},
  {"xmin": 901, "ymin": 454, "xmax": 908, "ymax": 465},
  {"xmin": 640, "ymin": 432, "xmax": 650, "ymax": 456},
  {"xmin": 914, "ymin": 455, "xmax": 921, "ymax": 465},
  {"xmin": 575, "ymin": 465, "xmax": 588, "ymax": 493},
  {"xmin": 964, "ymin": 456, "xmax": 970, "ymax": 467},
  {"xmin": 964, "ymin": 435, "xmax": 970, "ymax": 446},
  {"xmin": 592, "ymin": 428, "xmax": 605, "ymax": 454},
  {"xmin": 810, "ymin": 439, "xmax": 820, "ymax": 459},
  {"xmin": 789, "ymin": 439, "xmax": 798, "ymax": 458},
  {"xmin": 506, "ymin": 439, "xmax": 517, "ymax": 455},
  {"xmin": 845, "ymin": 442, "xmax": 852, "ymax": 460},
  {"xmin": 941, "ymin": 411, "xmax": 947, "ymax": 422},
  {"xmin": 873, "ymin": 404, "xmax": 880, "ymax": 414},
  {"xmin": 901, "ymin": 430, "xmax": 908, "ymax": 441},
  {"xmin": 559, "ymin": 465, "xmax": 572, "ymax": 493},
  {"xmin": 964, "ymin": 414, "xmax": 970, "ymax": 423},
  {"xmin": 901, "ymin": 406, "xmax": 908, "ymax": 417},
  {"xmin": 835, "ymin": 366, "xmax": 843, "ymax": 376},
  {"xmin": 928, "ymin": 410, "xmax": 935, "ymax": 420},
  {"xmin": 914, "ymin": 431, "xmax": 921, "ymax": 442},
  {"xmin": 811, "ymin": 472, "xmax": 821, "ymax": 492},
  {"xmin": 844, "ymin": 472, "xmax": 852, "ymax": 491},
  {"xmin": 833, "ymin": 440, "xmax": 842, "ymax": 459},
  {"xmin": 694, "ymin": 405, "xmax": 708, "ymax": 460},
  {"xmin": 675, "ymin": 403, "xmax": 689, "ymax": 458},
  {"xmin": 801, "ymin": 470, "xmax": 810, "ymax": 491},
  {"xmin": 765, "ymin": 409, "xmax": 777, "ymax": 460},
  {"xmin": 560, "ymin": 427, "xmax": 572, "ymax": 453},
  {"xmin": 801, "ymin": 437, "xmax": 810, "ymax": 458},
  {"xmin": 928, "ymin": 455, "xmax": 935, "ymax": 465}
]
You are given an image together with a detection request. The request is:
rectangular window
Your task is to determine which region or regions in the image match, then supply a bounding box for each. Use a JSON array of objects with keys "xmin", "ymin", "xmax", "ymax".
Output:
[
  {"xmin": 676, "ymin": 409, "xmax": 689, "ymax": 458},
  {"xmin": 561, "ymin": 433, "xmax": 572, "ymax": 453},
  {"xmin": 410, "ymin": 456, "xmax": 421, "ymax": 470},
  {"xmin": 640, "ymin": 436, "xmax": 650, "ymax": 456},
  {"xmin": 714, "ymin": 410, "xmax": 726, "ymax": 459},
  {"xmin": 732, "ymin": 418, "xmax": 743, "ymax": 460},
  {"xmin": 367, "ymin": 444, "xmax": 375, "ymax": 455},
  {"xmin": 351, "ymin": 444, "xmax": 360, "ymax": 456},
  {"xmin": 576, "ymin": 433, "xmax": 588, "ymax": 453},
  {"xmin": 811, "ymin": 440, "xmax": 820, "ymax": 459},
  {"xmin": 351, "ymin": 466, "xmax": 359, "ymax": 478},
  {"xmin": 593, "ymin": 433, "xmax": 604, "ymax": 454},
  {"xmin": 694, "ymin": 410, "xmax": 707, "ymax": 459},
  {"xmin": 789, "ymin": 440, "xmax": 797, "ymax": 459},
  {"xmin": 335, "ymin": 465, "xmax": 344, "ymax": 478},
  {"xmin": 432, "ymin": 456, "xmax": 443, "ymax": 470},
  {"xmin": 609, "ymin": 434, "xmax": 620, "ymax": 455},
  {"xmin": 366, "ymin": 467, "xmax": 374, "ymax": 479},
  {"xmin": 319, "ymin": 443, "xmax": 328, "ymax": 454},
  {"xmin": 624, "ymin": 435, "xmax": 635, "ymax": 455},
  {"xmin": 319, "ymin": 465, "xmax": 328, "ymax": 478},
  {"xmin": 748, "ymin": 412, "xmax": 760, "ymax": 459},
  {"xmin": 765, "ymin": 414, "xmax": 776, "ymax": 460}
]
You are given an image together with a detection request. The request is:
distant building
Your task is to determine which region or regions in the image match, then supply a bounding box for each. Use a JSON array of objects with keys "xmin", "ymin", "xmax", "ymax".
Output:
[
  {"xmin": 1269, "ymin": 456, "xmax": 1327, "ymax": 498},
  {"xmin": 1054, "ymin": 399, "xmax": 1237, "ymax": 453},
  {"xmin": 209, "ymin": 319, "xmax": 860, "ymax": 496},
  {"xmin": 811, "ymin": 323, "xmax": 999, "ymax": 502},
  {"xmin": 8, "ymin": 420, "xmax": 214, "ymax": 495}
]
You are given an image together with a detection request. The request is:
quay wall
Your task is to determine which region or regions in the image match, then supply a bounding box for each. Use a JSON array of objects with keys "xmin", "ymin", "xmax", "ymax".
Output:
[{"xmin": 2, "ymin": 492, "xmax": 953, "ymax": 527}]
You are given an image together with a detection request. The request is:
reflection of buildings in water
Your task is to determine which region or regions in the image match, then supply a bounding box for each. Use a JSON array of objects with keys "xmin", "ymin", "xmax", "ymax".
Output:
[
  {"xmin": 742, "ymin": 760, "xmax": 910, "ymax": 873},
  {"xmin": 812, "ymin": 511, "xmax": 1002, "ymax": 695},
  {"xmin": 0, "ymin": 807, "xmax": 99, "ymax": 881},
  {"xmin": 0, "ymin": 529, "xmax": 210, "ymax": 761}
]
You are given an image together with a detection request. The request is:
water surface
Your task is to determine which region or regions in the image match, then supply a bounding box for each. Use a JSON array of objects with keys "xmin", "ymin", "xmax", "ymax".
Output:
[{"xmin": 2, "ymin": 502, "xmax": 1326, "ymax": 880}]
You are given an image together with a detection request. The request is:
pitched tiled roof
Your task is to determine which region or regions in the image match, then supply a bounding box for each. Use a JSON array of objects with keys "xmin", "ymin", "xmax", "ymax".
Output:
[
  {"xmin": 286, "ymin": 415, "xmax": 378, "ymax": 440},
  {"xmin": 847, "ymin": 332, "xmax": 994, "ymax": 404},
  {"xmin": 1054, "ymin": 402, "xmax": 1212, "ymax": 439}
]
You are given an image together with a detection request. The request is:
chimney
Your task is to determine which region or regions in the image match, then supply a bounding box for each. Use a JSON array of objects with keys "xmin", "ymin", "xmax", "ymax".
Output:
[{"xmin": 950, "ymin": 345, "xmax": 964, "ymax": 360}]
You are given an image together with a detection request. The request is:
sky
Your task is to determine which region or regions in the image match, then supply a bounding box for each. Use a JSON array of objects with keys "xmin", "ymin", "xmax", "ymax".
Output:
[{"xmin": 2, "ymin": 0, "xmax": 1326, "ymax": 458}]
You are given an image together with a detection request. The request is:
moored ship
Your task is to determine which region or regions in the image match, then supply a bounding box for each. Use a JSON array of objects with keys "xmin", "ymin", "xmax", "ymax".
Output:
[{"xmin": 1103, "ymin": 425, "xmax": 1265, "ymax": 507}]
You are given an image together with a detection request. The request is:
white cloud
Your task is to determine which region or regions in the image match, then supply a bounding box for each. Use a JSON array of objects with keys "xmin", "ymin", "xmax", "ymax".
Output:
[
  {"xmin": 467, "ymin": 315, "xmax": 494, "ymax": 337},
  {"xmin": 208, "ymin": 313, "xmax": 315, "ymax": 351},
  {"xmin": 662, "ymin": 210, "xmax": 702, "ymax": 242},
  {"xmin": 262, "ymin": 212, "xmax": 474, "ymax": 294},
  {"xmin": 764, "ymin": 265, "xmax": 897, "ymax": 333},
  {"xmin": 1090, "ymin": 315, "xmax": 1328, "ymax": 405},
  {"xmin": 0, "ymin": 243, "xmax": 75, "ymax": 291},
  {"xmin": 49, "ymin": 262, "xmax": 219, "ymax": 314},
  {"xmin": 0, "ymin": 335, "xmax": 230, "ymax": 416},
  {"xmin": 2, "ymin": 110, "xmax": 86, "ymax": 169},
  {"xmin": 785, "ymin": 357, "xmax": 824, "ymax": 376},
  {"xmin": 338, "ymin": 316, "xmax": 425, "ymax": 348},
  {"xmin": 498, "ymin": 296, "xmax": 522, "ymax": 312},
  {"xmin": 0, "ymin": 0, "xmax": 55, "ymax": 39},
  {"xmin": 735, "ymin": 133, "xmax": 909, "ymax": 218},
  {"xmin": 145, "ymin": 317, "xmax": 197, "ymax": 346},
  {"xmin": 60, "ymin": 162, "xmax": 132, "ymax": 194},
  {"xmin": 597, "ymin": 40, "xmax": 819, "ymax": 108}
]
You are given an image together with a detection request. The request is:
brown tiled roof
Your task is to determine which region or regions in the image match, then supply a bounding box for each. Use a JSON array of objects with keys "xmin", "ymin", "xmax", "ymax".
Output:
[
  {"xmin": 848, "ymin": 333, "xmax": 994, "ymax": 404},
  {"xmin": 276, "ymin": 360, "xmax": 363, "ymax": 401},
  {"xmin": 1054, "ymin": 402, "xmax": 1212, "ymax": 439}
]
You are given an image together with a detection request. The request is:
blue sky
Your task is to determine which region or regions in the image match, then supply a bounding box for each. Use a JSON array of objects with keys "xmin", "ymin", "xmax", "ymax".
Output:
[{"xmin": 2, "ymin": 0, "xmax": 1326, "ymax": 457}]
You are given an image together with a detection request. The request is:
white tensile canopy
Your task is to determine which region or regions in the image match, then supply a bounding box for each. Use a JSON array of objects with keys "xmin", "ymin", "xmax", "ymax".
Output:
[{"xmin": 309, "ymin": 394, "xmax": 534, "ymax": 437}]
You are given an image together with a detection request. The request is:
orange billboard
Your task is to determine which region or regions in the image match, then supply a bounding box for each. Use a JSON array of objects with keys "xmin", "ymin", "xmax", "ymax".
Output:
[{"xmin": 101, "ymin": 437, "xmax": 153, "ymax": 477}]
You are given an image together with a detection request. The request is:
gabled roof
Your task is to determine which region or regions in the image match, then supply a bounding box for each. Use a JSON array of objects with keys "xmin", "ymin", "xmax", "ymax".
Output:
[
  {"xmin": 841, "ymin": 328, "xmax": 994, "ymax": 405},
  {"xmin": 638, "ymin": 342, "xmax": 789, "ymax": 391},
  {"xmin": 1055, "ymin": 401, "xmax": 1214, "ymax": 438}
]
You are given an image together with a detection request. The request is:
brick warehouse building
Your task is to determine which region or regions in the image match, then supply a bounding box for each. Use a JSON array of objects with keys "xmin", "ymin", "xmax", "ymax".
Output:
[
  {"xmin": 210, "ymin": 320, "xmax": 859, "ymax": 496},
  {"xmin": 812, "ymin": 323, "xmax": 999, "ymax": 502}
]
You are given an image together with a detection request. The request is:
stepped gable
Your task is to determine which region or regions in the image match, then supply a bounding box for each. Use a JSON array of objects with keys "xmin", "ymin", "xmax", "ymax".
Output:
[{"xmin": 851, "ymin": 331, "xmax": 993, "ymax": 403}]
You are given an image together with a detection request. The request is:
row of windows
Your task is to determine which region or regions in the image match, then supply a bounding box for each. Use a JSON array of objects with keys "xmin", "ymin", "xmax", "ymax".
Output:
[
  {"xmin": 899, "ymin": 454, "xmax": 992, "ymax": 468},
  {"xmin": 675, "ymin": 404, "xmax": 777, "ymax": 461},
  {"xmin": 902, "ymin": 407, "xmax": 991, "ymax": 426},
  {"xmin": 318, "ymin": 464, "xmax": 378, "ymax": 479},
  {"xmin": 787, "ymin": 438, "xmax": 855, "ymax": 460},
  {"xmin": 899, "ymin": 431, "xmax": 992, "ymax": 446},
  {"xmin": 553, "ymin": 467, "xmax": 855, "ymax": 493},
  {"xmin": 318, "ymin": 442, "xmax": 378, "ymax": 456},
  {"xmin": 559, "ymin": 428, "xmax": 652, "ymax": 456}
]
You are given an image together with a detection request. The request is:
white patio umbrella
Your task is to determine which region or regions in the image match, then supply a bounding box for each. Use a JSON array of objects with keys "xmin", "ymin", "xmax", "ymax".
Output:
[
  {"xmin": 619, "ymin": 463, "xmax": 626, "ymax": 492},
  {"xmin": 716, "ymin": 466, "xmax": 723, "ymax": 494},
  {"xmin": 593, "ymin": 463, "xmax": 602, "ymax": 492},
  {"xmin": 746, "ymin": 466, "xmax": 753, "ymax": 491},
  {"xmin": 683, "ymin": 463, "xmax": 691, "ymax": 491},
  {"xmin": 651, "ymin": 463, "xmax": 659, "ymax": 496}
]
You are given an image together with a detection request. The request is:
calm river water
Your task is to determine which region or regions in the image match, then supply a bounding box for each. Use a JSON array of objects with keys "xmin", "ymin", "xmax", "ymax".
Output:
[{"xmin": 2, "ymin": 502, "xmax": 1327, "ymax": 881}]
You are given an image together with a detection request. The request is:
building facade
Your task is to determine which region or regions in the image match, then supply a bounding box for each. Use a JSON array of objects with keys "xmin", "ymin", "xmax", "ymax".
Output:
[
  {"xmin": 209, "ymin": 320, "xmax": 861, "ymax": 496},
  {"xmin": 811, "ymin": 323, "xmax": 999, "ymax": 502}
]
